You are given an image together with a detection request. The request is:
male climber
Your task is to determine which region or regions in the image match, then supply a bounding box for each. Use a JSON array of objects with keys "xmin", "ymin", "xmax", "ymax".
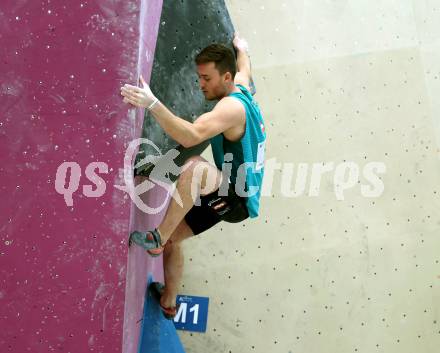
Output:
[{"xmin": 120, "ymin": 33, "xmax": 266, "ymax": 319}]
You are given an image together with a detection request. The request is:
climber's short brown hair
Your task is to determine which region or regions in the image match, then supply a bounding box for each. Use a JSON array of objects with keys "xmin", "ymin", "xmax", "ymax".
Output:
[{"xmin": 195, "ymin": 44, "xmax": 236, "ymax": 78}]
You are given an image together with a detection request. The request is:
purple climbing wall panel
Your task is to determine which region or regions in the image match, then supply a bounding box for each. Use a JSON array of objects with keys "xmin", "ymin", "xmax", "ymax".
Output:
[{"xmin": 1, "ymin": 1, "xmax": 163, "ymax": 352}]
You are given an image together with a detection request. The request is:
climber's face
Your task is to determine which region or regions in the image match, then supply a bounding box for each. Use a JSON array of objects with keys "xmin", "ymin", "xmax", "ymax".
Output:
[{"xmin": 197, "ymin": 62, "xmax": 233, "ymax": 100}]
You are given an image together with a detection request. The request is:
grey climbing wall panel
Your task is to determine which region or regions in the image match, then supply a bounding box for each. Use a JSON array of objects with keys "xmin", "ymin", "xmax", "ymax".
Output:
[{"xmin": 136, "ymin": 0, "xmax": 235, "ymax": 179}]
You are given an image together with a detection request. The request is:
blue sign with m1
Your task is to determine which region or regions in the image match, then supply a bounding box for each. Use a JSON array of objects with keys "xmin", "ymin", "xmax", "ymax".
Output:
[{"xmin": 173, "ymin": 295, "xmax": 209, "ymax": 333}]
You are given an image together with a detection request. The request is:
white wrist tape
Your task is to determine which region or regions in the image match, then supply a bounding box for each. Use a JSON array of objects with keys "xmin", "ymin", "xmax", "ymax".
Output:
[
  {"xmin": 147, "ymin": 97, "xmax": 159, "ymax": 110},
  {"xmin": 236, "ymin": 38, "xmax": 249, "ymax": 53}
]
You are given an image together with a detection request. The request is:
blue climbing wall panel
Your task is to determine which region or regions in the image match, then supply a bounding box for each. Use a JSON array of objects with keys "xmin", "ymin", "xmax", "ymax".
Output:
[{"xmin": 138, "ymin": 276, "xmax": 185, "ymax": 353}]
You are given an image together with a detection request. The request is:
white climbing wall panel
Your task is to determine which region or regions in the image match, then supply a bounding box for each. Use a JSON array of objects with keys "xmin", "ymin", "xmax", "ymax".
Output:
[{"xmin": 179, "ymin": 1, "xmax": 440, "ymax": 352}]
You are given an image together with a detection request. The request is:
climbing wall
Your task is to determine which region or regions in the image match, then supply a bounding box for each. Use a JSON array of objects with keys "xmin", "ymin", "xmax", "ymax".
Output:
[
  {"xmin": 179, "ymin": 1, "xmax": 440, "ymax": 353},
  {"xmin": 0, "ymin": 1, "xmax": 162, "ymax": 352},
  {"xmin": 3, "ymin": 1, "xmax": 440, "ymax": 353}
]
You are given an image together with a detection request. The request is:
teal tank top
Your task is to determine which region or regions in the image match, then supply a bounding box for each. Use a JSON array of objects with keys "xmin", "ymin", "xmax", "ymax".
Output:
[{"xmin": 210, "ymin": 84, "xmax": 266, "ymax": 218}]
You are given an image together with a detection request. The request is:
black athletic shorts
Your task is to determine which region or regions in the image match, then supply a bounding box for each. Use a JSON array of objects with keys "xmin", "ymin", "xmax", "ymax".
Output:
[{"xmin": 184, "ymin": 183, "xmax": 249, "ymax": 235}]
